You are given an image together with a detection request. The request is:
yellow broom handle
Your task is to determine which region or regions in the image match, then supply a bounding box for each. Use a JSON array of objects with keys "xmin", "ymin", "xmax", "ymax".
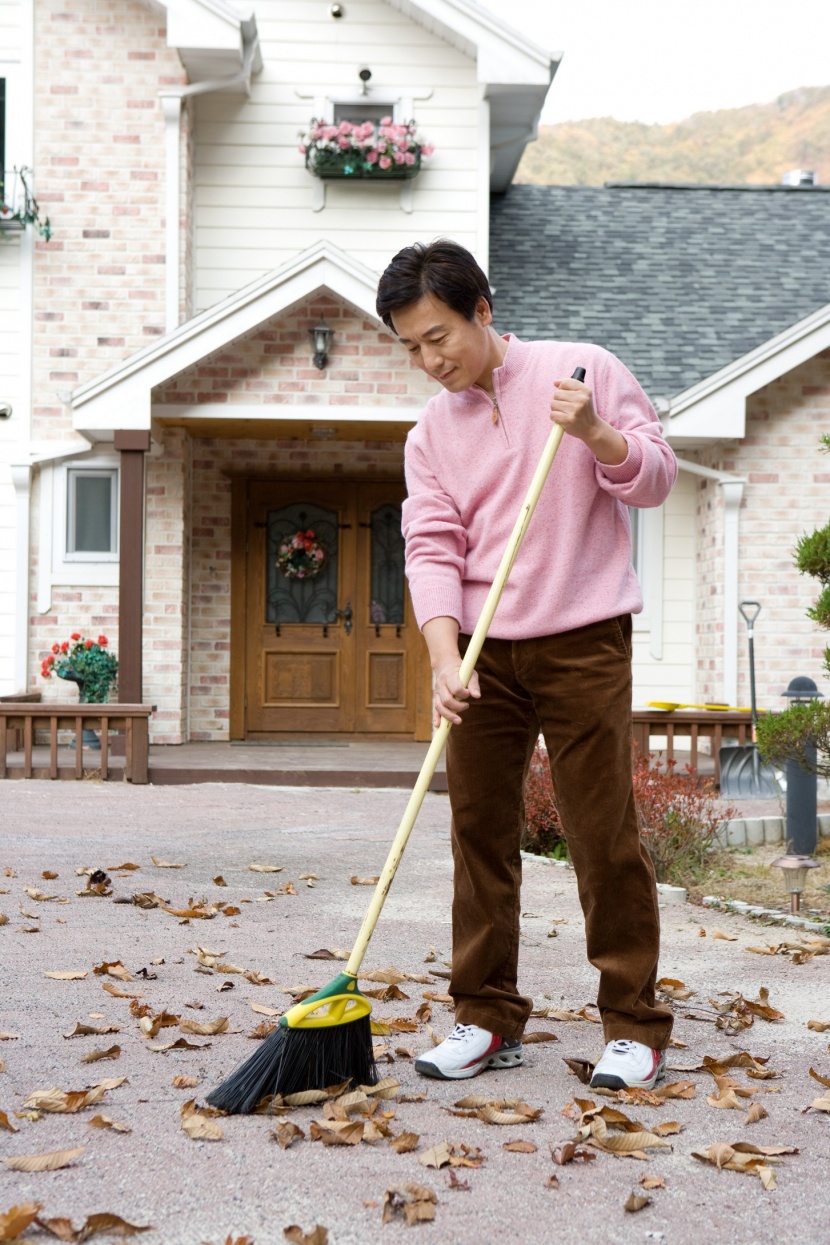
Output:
[{"xmin": 346, "ymin": 410, "xmax": 573, "ymax": 978}]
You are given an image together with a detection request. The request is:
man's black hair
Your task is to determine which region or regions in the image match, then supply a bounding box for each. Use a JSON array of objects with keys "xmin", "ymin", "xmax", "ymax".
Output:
[{"xmin": 376, "ymin": 239, "xmax": 493, "ymax": 332}]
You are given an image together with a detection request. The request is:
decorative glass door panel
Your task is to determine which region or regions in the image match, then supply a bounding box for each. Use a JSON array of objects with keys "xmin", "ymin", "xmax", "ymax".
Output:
[{"xmin": 240, "ymin": 479, "xmax": 430, "ymax": 738}]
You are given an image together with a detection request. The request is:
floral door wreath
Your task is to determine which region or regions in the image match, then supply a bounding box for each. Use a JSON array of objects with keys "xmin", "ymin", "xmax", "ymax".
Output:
[{"xmin": 276, "ymin": 529, "xmax": 328, "ymax": 580}]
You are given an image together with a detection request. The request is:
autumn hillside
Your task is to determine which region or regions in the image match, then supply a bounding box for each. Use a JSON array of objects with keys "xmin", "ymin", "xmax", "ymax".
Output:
[{"xmin": 515, "ymin": 86, "xmax": 830, "ymax": 186}]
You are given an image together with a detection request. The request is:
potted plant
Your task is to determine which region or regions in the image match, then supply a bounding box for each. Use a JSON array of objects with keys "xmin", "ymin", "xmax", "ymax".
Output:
[
  {"xmin": 300, "ymin": 117, "xmax": 433, "ymax": 180},
  {"xmin": 41, "ymin": 633, "xmax": 119, "ymax": 750}
]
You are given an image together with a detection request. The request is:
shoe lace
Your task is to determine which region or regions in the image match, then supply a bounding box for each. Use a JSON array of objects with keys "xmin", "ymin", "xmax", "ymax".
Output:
[
  {"xmin": 609, "ymin": 1039, "xmax": 635, "ymax": 1054},
  {"xmin": 447, "ymin": 1024, "xmax": 476, "ymax": 1043}
]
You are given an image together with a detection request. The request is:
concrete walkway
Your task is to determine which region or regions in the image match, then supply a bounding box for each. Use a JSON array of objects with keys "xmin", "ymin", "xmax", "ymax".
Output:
[{"xmin": 2, "ymin": 781, "xmax": 829, "ymax": 1245}]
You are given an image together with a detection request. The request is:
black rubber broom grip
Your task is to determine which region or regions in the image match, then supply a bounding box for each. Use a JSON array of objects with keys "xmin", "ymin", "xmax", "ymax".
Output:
[{"xmin": 571, "ymin": 367, "xmax": 586, "ymax": 382}]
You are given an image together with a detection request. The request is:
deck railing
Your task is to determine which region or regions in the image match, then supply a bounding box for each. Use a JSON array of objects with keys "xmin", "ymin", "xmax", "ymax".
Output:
[
  {"xmin": 0, "ymin": 703, "xmax": 153, "ymax": 783},
  {"xmin": 632, "ymin": 708, "xmax": 753, "ymax": 788}
]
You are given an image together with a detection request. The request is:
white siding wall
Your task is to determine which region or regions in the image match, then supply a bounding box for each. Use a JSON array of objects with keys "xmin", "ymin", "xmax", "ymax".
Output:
[
  {"xmin": 631, "ymin": 471, "xmax": 696, "ymax": 706},
  {"xmin": 0, "ymin": 0, "xmax": 22, "ymax": 62},
  {"xmin": 193, "ymin": 0, "xmax": 481, "ymax": 310}
]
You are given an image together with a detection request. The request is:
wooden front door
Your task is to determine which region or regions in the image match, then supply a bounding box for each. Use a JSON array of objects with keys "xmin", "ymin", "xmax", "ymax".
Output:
[{"xmin": 239, "ymin": 480, "xmax": 429, "ymax": 737}]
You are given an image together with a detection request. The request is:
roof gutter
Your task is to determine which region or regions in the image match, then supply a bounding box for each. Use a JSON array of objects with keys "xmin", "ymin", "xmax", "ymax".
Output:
[{"xmin": 158, "ymin": 32, "xmax": 260, "ymax": 333}]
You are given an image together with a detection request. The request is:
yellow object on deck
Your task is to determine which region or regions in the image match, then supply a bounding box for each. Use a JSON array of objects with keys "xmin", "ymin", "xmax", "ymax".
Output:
[{"xmin": 646, "ymin": 700, "xmax": 766, "ymax": 714}]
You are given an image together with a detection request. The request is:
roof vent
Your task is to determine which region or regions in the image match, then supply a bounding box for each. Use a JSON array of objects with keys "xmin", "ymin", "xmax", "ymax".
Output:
[{"xmin": 781, "ymin": 169, "xmax": 818, "ymax": 186}]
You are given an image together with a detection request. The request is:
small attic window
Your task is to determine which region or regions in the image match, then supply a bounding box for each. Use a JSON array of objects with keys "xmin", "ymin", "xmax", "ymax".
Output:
[{"xmin": 333, "ymin": 102, "xmax": 396, "ymax": 127}]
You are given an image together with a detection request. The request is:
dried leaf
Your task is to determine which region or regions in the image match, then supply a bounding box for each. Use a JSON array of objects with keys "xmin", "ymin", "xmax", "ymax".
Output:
[
  {"xmin": 149, "ymin": 1037, "xmax": 208, "ymax": 1053},
  {"xmin": 23, "ymin": 1086, "xmax": 108, "ymax": 1114},
  {"xmin": 0, "ymin": 1109, "xmax": 19, "ymax": 1133},
  {"xmin": 44, "ymin": 970, "xmax": 88, "ymax": 981},
  {"xmin": 382, "ymin": 1184, "xmax": 436, "ymax": 1227},
  {"xmin": 305, "ymin": 948, "xmax": 348, "ymax": 961},
  {"xmin": 151, "ymin": 857, "xmax": 186, "ymax": 868},
  {"xmin": 652, "ymin": 1121, "xmax": 684, "ymax": 1137},
  {"xmin": 477, "ymin": 1103, "xmax": 543, "ymax": 1125},
  {"xmin": 550, "ymin": 1142, "xmax": 596, "ymax": 1166},
  {"xmin": 809, "ymin": 1066, "xmax": 830, "ymax": 1089},
  {"xmin": 640, "ymin": 1174, "xmax": 666, "ymax": 1189},
  {"xmin": 248, "ymin": 863, "xmax": 283, "ymax": 873},
  {"xmin": 624, "ymin": 1192, "xmax": 652, "ymax": 1212},
  {"xmin": 520, "ymin": 1031, "xmax": 558, "ymax": 1044},
  {"xmin": 807, "ymin": 1019, "xmax": 830, "ymax": 1032},
  {"xmin": 64, "ymin": 1022, "xmax": 120, "ymax": 1039},
  {"xmin": 419, "ymin": 1142, "xmax": 451, "ymax": 1169},
  {"xmin": 350, "ymin": 875, "xmax": 380, "ymax": 886},
  {"xmin": 744, "ymin": 1103, "xmax": 769, "ymax": 1125},
  {"xmin": 3, "ymin": 1146, "xmax": 85, "ymax": 1172},
  {"xmin": 562, "ymin": 1057, "xmax": 594, "ymax": 1084},
  {"xmin": 80, "ymin": 1046, "xmax": 121, "ymax": 1064},
  {"xmin": 503, "ymin": 1139, "xmax": 537, "ymax": 1153},
  {"xmin": 0, "ymin": 1202, "xmax": 41, "ymax": 1240},
  {"xmin": 389, "ymin": 1132, "xmax": 420, "ymax": 1154},
  {"xmin": 310, "ymin": 1120, "xmax": 364, "ymax": 1146},
  {"xmin": 362, "ymin": 1077, "xmax": 400, "ymax": 1099},
  {"xmin": 711, "ymin": 928, "xmax": 738, "ymax": 941},
  {"xmin": 273, "ymin": 1121, "xmax": 305, "ymax": 1150},
  {"xmin": 180, "ymin": 1099, "xmax": 223, "ymax": 1141},
  {"xmin": 88, "ymin": 1114, "xmax": 131, "ymax": 1133},
  {"xmin": 283, "ymin": 1227, "xmax": 328, "ymax": 1245},
  {"xmin": 101, "ymin": 983, "xmax": 142, "ymax": 1000},
  {"xmin": 171, "ymin": 1076, "xmax": 199, "ymax": 1089},
  {"xmin": 655, "ymin": 1080, "xmax": 696, "ymax": 1100},
  {"xmin": 656, "ymin": 977, "xmax": 696, "ymax": 1001},
  {"xmin": 179, "ymin": 1016, "xmax": 228, "ymax": 1036},
  {"xmin": 282, "ymin": 1089, "xmax": 332, "ymax": 1107},
  {"xmin": 93, "ymin": 961, "xmax": 132, "ymax": 983}
]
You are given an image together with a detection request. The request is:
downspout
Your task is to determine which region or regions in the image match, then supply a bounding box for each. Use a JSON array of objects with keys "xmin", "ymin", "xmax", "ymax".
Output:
[
  {"xmin": 158, "ymin": 34, "xmax": 260, "ymax": 333},
  {"xmin": 675, "ymin": 457, "xmax": 746, "ymax": 707}
]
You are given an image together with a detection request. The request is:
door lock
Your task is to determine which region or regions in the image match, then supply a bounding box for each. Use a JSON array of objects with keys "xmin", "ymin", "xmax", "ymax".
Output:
[{"xmin": 332, "ymin": 601, "xmax": 353, "ymax": 636}]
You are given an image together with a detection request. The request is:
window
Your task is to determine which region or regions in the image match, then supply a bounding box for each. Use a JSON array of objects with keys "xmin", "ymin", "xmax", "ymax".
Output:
[
  {"xmin": 332, "ymin": 102, "xmax": 395, "ymax": 127},
  {"xmin": 66, "ymin": 469, "xmax": 118, "ymax": 559}
]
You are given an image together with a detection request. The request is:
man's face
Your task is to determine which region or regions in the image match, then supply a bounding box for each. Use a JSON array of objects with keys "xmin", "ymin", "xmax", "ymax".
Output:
[{"xmin": 391, "ymin": 293, "xmax": 494, "ymax": 392}]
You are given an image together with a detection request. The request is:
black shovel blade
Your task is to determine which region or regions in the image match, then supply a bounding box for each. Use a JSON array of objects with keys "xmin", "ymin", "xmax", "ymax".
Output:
[{"xmin": 718, "ymin": 744, "xmax": 778, "ymax": 799}]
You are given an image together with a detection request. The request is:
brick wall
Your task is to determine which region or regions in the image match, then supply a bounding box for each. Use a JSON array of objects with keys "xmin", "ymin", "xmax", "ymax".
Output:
[
  {"xmin": 691, "ymin": 351, "xmax": 830, "ymax": 709},
  {"xmin": 32, "ymin": 0, "xmax": 187, "ymax": 439},
  {"xmin": 153, "ymin": 294, "xmax": 436, "ymax": 408}
]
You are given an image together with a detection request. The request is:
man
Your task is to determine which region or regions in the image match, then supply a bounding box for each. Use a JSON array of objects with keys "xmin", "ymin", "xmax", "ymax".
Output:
[{"xmin": 376, "ymin": 240, "xmax": 676, "ymax": 1090}]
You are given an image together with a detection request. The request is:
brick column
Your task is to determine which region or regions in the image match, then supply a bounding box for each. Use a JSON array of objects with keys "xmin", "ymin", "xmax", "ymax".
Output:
[{"xmin": 115, "ymin": 431, "xmax": 151, "ymax": 703}]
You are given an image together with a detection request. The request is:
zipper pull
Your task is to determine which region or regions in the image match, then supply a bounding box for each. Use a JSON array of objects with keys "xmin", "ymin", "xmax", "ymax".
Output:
[{"xmin": 491, "ymin": 401, "xmax": 499, "ymax": 425}]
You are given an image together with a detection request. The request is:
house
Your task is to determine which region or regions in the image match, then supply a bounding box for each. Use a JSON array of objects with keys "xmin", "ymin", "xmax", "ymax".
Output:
[
  {"xmin": 1, "ymin": 0, "xmax": 827, "ymax": 762},
  {"xmin": 0, "ymin": 0, "xmax": 556, "ymax": 745}
]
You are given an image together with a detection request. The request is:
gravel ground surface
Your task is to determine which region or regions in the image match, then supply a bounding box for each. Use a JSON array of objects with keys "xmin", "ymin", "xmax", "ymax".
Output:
[{"xmin": 2, "ymin": 781, "xmax": 830, "ymax": 1245}]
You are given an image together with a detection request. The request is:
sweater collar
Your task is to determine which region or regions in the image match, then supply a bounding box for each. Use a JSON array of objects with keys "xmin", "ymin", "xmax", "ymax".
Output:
[{"xmin": 456, "ymin": 333, "xmax": 531, "ymax": 406}]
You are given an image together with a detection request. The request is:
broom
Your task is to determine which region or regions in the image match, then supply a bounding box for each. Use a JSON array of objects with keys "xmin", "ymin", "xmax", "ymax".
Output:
[{"xmin": 207, "ymin": 366, "xmax": 586, "ymax": 1113}]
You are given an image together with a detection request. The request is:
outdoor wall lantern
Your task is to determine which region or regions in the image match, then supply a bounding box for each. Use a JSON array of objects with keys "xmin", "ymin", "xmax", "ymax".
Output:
[
  {"xmin": 309, "ymin": 323, "xmax": 333, "ymax": 370},
  {"xmin": 770, "ymin": 854, "xmax": 820, "ymax": 914}
]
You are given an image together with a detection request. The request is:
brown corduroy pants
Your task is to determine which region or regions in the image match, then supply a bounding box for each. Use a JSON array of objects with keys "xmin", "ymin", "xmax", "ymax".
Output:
[{"xmin": 446, "ymin": 614, "xmax": 673, "ymax": 1050}]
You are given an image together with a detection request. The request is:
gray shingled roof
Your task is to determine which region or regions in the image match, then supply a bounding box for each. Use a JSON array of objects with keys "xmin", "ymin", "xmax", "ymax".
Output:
[{"xmin": 489, "ymin": 184, "xmax": 830, "ymax": 399}]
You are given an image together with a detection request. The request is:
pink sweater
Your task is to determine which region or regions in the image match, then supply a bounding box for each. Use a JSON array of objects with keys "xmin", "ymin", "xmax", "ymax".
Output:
[{"xmin": 402, "ymin": 335, "xmax": 677, "ymax": 639}]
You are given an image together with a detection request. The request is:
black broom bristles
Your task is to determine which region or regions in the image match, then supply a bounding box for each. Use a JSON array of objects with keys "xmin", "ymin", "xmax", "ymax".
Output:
[{"xmin": 206, "ymin": 1017, "xmax": 378, "ymax": 1115}]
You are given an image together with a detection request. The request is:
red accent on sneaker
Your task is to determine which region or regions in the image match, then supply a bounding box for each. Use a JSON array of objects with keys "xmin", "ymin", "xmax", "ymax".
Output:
[{"xmin": 460, "ymin": 1033, "xmax": 502, "ymax": 1069}]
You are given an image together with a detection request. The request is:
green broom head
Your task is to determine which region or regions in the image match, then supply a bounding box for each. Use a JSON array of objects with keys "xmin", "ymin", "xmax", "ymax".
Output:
[{"xmin": 206, "ymin": 971, "xmax": 378, "ymax": 1114}]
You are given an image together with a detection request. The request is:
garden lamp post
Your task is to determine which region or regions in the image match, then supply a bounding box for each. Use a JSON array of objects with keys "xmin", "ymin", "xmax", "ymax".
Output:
[
  {"xmin": 782, "ymin": 676, "xmax": 823, "ymax": 856},
  {"xmin": 770, "ymin": 854, "xmax": 820, "ymax": 914}
]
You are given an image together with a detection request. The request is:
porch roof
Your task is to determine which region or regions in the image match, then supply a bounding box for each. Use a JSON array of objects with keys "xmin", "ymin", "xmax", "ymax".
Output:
[{"xmin": 69, "ymin": 241, "xmax": 392, "ymax": 440}]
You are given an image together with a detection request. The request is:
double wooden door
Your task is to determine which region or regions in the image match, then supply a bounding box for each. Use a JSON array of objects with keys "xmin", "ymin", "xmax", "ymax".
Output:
[{"xmin": 237, "ymin": 480, "xmax": 429, "ymax": 738}]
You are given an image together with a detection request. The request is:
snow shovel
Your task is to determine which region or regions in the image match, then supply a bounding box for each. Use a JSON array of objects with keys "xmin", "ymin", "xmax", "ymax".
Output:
[{"xmin": 718, "ymin": 601, "xmax": 778, "ymax": 799}]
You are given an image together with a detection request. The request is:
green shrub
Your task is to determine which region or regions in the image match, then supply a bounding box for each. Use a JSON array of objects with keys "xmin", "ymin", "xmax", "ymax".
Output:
[{"xmin": 522, "ymin": 741, "xmax": 735, "ymax": 883}]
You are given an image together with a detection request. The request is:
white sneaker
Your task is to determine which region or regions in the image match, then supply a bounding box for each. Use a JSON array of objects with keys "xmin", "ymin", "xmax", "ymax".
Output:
[
  {"xmin": 589, "ymin": 1039, "xmax": 666, "ymax": 1090},
  {"xmin": 414, "ymin": 1023, "xmax": 524, "ymax": 1080}
]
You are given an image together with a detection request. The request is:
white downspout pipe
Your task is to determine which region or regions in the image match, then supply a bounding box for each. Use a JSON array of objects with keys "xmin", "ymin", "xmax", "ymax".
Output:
[
  {"xmin": 158, "ymin": 35, "xmax": 260, "ymax": 334},
  {"xmin": 675, "ymin": 456, "xmax": 746, "ymax": 707}
]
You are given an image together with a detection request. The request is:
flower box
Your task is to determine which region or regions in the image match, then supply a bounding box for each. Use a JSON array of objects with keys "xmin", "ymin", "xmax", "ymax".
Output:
[
  {"xmin": 306, "ymin": 149, "xmax": 422, "ymax": 180},
  {"xmin": 301, "ymin": 118, "xmax": 432, "ymax": 183}
]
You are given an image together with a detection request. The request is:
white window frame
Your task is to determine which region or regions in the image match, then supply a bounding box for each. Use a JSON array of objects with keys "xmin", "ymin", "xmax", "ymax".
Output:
[
  {"xmin": 306, "ymin": 92, "xmax": 417, "ymax": 213},
  {"xmin": 65, "ymin": 466, "xmax": 119, "ymax": 560},
  {"xmin": 45, "ymin": 453, "xmax": 121, "ymax": 592}
]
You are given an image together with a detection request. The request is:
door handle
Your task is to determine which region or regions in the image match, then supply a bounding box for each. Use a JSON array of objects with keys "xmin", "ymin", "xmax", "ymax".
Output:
[{"xmin": 332, "ymin": 601, "xmax": 353, "ymax": 636}]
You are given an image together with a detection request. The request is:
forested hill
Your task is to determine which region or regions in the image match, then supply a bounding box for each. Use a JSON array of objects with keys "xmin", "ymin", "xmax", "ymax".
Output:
[{"xmin": 514, "ymin": 86, "xmax": 830, "ymax": 185}]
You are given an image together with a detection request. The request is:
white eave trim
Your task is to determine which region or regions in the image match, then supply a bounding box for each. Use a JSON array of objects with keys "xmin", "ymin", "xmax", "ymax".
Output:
[
  {"xmin": 384, "ymin": 0, "xmax": 554, "ymax": 78},
  {"xmin": 70, "ymin": 242, "xmax": 385, "ymax": 424},
  {"xmin": 666, "ymin": 300, "xmax": 830, "ymax": 441}
]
